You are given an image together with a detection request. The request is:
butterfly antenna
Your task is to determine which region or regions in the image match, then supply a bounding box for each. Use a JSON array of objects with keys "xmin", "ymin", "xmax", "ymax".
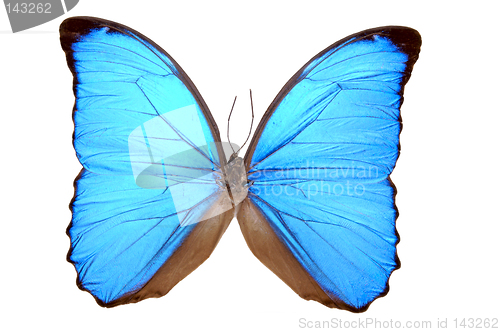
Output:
[
  {"xmin": 227, "ymin": 95, "xmax": 238, "ymax": 154},
  {"xmin": 235, "ymin": 89, "xmax": 254, "ymax": 156}
]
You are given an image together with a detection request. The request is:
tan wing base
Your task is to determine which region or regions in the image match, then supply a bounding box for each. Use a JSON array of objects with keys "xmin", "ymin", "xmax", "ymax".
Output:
[
  {"xmin": 236, "ymin": 198, "xmax": 354, "ymax": 310},
  {"xmin": 103, "ymin": 208, "xmax": 234, "ymax": 307}
]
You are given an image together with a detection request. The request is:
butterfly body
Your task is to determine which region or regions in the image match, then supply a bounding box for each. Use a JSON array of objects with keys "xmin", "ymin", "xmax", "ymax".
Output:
[
  {"xmin": 60, "ymin": 17, "xmax": 420, "ymax": 312},
  {"xmin": 224, "ymin": 156, "xmax": 249, "ymax": 209}
]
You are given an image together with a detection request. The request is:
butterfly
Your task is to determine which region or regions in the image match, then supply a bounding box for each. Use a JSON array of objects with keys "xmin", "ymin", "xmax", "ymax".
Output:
[{"xmin": 60, "ymin": 16, "xmax": 421, "ymax": 312}]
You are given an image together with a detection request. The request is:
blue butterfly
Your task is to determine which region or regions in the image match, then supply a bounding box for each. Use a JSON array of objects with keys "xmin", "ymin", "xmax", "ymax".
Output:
[{"xmin": 60, "ymin": 17, "xmax": 421, "ymax": 312}]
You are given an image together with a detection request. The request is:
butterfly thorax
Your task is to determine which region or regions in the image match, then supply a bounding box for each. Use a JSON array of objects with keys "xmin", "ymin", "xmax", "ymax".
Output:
[{"xmin": 224, "ymin": 156, "xmax": 249, "ymax": 207}]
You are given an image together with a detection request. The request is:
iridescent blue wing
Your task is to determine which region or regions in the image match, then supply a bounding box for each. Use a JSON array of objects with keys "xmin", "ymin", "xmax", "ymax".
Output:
[
  {"xmin": 60, "ymin": 17, "xmax": 234, "ymax": 307},
  {"xmin": 237, "ymin": 26, "xmax": 421, "ymax": 312}
]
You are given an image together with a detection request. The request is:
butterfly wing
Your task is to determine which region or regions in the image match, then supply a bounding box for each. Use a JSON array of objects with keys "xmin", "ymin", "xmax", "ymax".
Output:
[
  {"xmin": 237, "ymin": 26, "xmax": 421, "ymax": 312},
  {"xmin": 61, "ymin": 17, "xmax": 233, "ymax": 307}
]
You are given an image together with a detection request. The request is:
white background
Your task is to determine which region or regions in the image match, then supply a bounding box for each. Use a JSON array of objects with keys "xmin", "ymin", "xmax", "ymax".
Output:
[{"xmin": 1, "ymin": 1, "xmax": 499, "ymax": 331}]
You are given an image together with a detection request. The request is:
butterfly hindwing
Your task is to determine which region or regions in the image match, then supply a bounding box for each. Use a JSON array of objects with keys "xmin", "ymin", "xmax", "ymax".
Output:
[
  {"xmin": 238, "ymin": 26, "xmax": 421, "ymax": 312},
  {"xmin": 61, "ymin": 17, "xmax": 233, "ymax": 307}
]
